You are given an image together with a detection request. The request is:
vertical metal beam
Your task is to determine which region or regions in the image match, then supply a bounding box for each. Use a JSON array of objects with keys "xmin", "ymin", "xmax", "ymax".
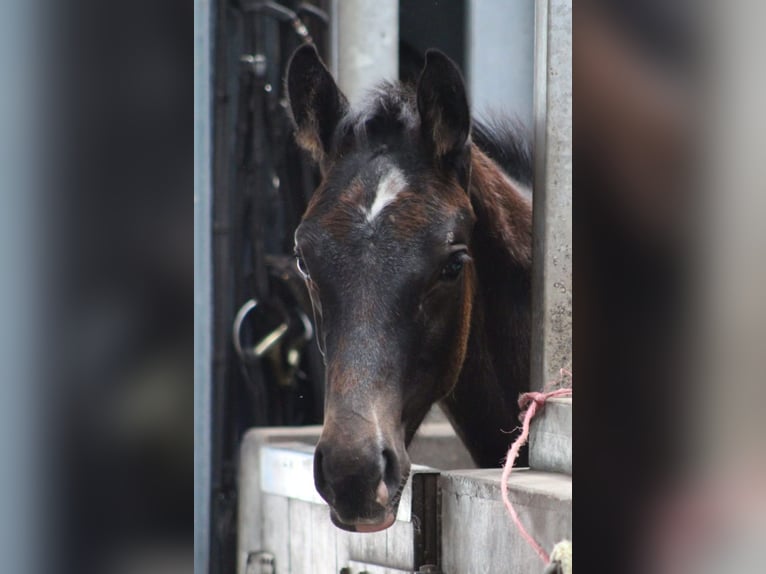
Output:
[
  {"xmin": 194, "ymin": 0, "xmax": 213, "ymax": 572},
  {"xmin": 336, "ymin": 0, "xmax": 398, "ymax": 104},
  {"xmin": 700, "ymin": 0, "xmax": 766, "ymax": 469},
  {"xmin": 466, "ymin": 0, "xmax": 535, "ymax": 126},
  {"xmin": 530, "ymin": 0, "xmax": 572, "ymax": 390},
  {"xmin": 0, "ymin": 1, "xmax": 38, "ymax": 572},
  {"xmin": 328, "ymin": 0, "xmax": 340, "ymax": 77}
]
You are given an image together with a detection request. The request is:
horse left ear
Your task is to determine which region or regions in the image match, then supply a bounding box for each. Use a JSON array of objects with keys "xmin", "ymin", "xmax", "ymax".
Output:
[
  {"xmin": 286, "ymin": 44, "xmax": 349, "ymax": 165},
  {"xmin": 416, "ymin": 50, "xmax": 471, "ymax": 166}
]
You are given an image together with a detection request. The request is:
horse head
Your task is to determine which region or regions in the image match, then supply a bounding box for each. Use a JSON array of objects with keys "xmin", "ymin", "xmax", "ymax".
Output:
[{"xmin": 287, "ymin": 45, "xmax": 477, "ymax": 532}]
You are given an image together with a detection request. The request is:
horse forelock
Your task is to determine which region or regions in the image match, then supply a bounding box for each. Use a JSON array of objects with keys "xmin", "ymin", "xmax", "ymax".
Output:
[{"xmin": 331, "ymin": 83, "xmax": 419, "ymax": 153}]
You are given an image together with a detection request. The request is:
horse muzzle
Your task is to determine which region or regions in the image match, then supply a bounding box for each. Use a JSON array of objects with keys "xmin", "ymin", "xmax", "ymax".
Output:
[{"xmin": 313, "ymin": 430, "xmax": 410, "ymax": 533}]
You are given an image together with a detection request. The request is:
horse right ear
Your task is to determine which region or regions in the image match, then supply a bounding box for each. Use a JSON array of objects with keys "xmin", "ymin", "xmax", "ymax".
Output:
[
  {"xmin": 286, "ymin": 44, "xmax": 349, "ymax": 164},
  {"xmin": 416, "ymin": 50, "xmax": 471, "ymax": 164}
]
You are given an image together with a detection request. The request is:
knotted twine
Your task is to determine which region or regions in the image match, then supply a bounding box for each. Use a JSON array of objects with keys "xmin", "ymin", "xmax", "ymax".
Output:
[{"xmin": 500, "ymin": 370, "xmax": 572, "ymax": 566}]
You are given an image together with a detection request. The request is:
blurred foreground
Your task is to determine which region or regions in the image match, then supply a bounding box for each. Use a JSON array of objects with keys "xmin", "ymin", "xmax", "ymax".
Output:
[
  {"xmin": 0, "ymin": 1, "xmax": 764, "ymax": 573},
  {"xmin": 577, "ymin": 1, "xmax": 766, "ymax": 571}
]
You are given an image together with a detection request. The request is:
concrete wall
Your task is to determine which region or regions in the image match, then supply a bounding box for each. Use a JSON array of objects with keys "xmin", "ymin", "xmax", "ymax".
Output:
[{"xmin": 530, "ymin": 0, "xmax": 572, "ymax": 389}]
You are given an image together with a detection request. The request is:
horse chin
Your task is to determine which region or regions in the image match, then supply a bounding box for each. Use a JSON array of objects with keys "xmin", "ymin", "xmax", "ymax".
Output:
[{"xmin": 329, "ymin": 507, "xmax": 397, "ymax": 533}]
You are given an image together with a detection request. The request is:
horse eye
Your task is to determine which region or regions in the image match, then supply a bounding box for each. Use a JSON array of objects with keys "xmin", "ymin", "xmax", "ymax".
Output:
[
  {"xmin": 295, "ymin": 254, "xmax": 310, "ymax": 279},
  {"xmin": 440, "ymin": 251, "xmax": 469, "ymax": 281}
]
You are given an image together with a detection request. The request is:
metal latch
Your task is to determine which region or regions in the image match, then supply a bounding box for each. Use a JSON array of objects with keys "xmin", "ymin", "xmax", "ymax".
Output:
[{"xmin": 246, "ymin": 551, "xmax": 276, "ymax": 574}]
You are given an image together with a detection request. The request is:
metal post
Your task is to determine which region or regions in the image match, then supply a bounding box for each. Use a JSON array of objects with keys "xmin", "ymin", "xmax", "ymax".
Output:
[
  {"xmin": 0, "ymin": 1, "xmax": 38, "ymax": 572},
  {"xmin": 194, "ymin": 0, "xmax": 214, "ymax": 572},
  {"xmin": 530, "ymin": 0, "xmax": 572, "ymax": 390},
  {"xmin": 336, "ymin": 0, "xmax": 399, "ymax": 105},
  {"xmin": 466, "ymin": 0, "xmax": 535, "ymax": 126},
  {"xmin": 700, "ymin": 0, "xmax": 766, "ymax": 472}
]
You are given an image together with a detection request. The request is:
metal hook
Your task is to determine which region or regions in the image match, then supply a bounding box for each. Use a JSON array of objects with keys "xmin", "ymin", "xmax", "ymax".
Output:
[{"xmin": 232, "ymin": 298, "xmax": 290, "ymax": 361}]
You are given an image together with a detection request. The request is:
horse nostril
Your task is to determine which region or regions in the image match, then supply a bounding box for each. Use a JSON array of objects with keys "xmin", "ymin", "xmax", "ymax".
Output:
[
  {"xmin": 382, "ymin": 448, "xmax": 399, "ymax": 487},
  {"xmin": 314, "ymin": 445, "xmax": 329, "ymax": 495}
]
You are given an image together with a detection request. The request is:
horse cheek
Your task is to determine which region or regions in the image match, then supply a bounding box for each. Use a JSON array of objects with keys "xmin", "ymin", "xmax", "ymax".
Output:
[{"xmin": 442, "ymin": 269, "xmax": 474, "ymax": 396}]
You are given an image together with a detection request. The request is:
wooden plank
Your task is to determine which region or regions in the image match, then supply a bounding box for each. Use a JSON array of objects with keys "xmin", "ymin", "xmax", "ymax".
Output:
[
  {"xmin": 238, "ymin": 427, "xmax": 323, "ymax": 574},
  {"xmin": 310, "ymin": 502, "xmax": 338, "ymax": 574},
  {"xmin": 335, "ymin": 527, "xmax": 354, "ymax": 573},
  {"xmin": 346, "ymin": 527, "xmax": 389, "ymax": 566},
  {"xmin": 260, "ymin": 494, "xmax": 289, "ymax": 573},
  {"xmin": 288, "ymin": 499, "xmax": 314, "ymax": 574},
  {"xmin": 260, "ymin": 442, "xmax": 325, "ymax": 505},
  {"xmin": 384, "ymin": 519, "xmax": 415, "ymax": 570}
]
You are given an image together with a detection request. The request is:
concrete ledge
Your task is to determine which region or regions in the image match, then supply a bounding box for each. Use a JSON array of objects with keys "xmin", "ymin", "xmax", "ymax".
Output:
[
  {"xmin": 440, "ymin": 469, "xmax": 571, "ymax": 574},
  {"xmin": 529, "ymin": 397, "xmax": 572, "ymax": 475}
]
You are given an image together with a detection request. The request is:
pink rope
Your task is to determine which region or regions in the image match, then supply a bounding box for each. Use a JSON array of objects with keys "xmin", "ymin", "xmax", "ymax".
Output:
[{"xmin": 501, "ymin": 374, "xmax": 572, "ymax": 565}]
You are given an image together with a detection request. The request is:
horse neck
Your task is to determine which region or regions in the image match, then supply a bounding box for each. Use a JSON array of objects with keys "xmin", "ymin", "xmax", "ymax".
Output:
[{"xmin": 440, "ymin": 146, "xmax": 533, "ymax": 467}]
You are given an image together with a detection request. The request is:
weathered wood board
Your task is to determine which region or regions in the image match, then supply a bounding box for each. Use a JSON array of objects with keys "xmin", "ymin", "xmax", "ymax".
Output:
[{"xmin": 440, "ymin": 469, "xmax": 572, "ymax": 574}]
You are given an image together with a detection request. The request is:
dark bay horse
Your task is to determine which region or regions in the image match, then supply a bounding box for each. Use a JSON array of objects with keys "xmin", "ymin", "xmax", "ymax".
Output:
[{"xmin": 286, "ymin": 45, "xmax": 532, "ymax": 532}]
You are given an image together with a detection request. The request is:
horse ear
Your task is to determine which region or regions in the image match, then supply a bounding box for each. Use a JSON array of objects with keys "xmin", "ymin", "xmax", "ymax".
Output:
[
  {"xmin": 416, "ymin": 50, "xmax": 471, "ymax": 163},
  {"xmin": 286, "ymin": 44, "xmax": 349, "ymax": 164}
]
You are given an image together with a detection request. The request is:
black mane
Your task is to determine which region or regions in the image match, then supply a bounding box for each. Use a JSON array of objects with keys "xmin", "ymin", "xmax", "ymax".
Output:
[{"xmin": 472, "ymin": 116, "xmax": 533, "ymax": 187}]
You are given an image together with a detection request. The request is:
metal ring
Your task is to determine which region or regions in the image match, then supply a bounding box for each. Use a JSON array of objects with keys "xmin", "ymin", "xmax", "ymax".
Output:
[
  {"xmin": 232, "ymin": 298, "xmax": 259, "ymax": 361},
  {"xmin": 295, "ymin": 308, "xmax": 314, "ymax": 342},
  {"xmin": 233, "ymin": 298, "xmax": 296, "ymax": 361}
]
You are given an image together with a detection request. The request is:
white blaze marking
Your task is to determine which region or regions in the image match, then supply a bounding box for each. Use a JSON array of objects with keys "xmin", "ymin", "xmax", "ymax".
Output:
[{"xmin": 366, "ymin": 167, "xmax": 407, "ymax": 222}]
